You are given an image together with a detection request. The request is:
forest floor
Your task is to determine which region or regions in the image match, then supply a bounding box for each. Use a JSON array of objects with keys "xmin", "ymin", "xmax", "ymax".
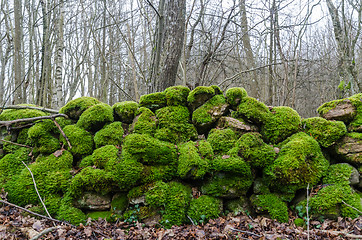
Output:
[{"xmin": 0, "ymin": 203, "xmax": 361, "ymax": 240}]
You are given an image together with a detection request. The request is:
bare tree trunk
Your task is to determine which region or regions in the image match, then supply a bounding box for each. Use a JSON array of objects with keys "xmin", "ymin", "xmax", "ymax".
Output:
[
  {"xmin": 52, "ymin": 0, "xmax": 64, "ymax": 109},
  {"xmin": 13, "ymin": 0, "xmax": 23, "ymax": 104},
  {"xmin": 157, "ymin": 0, "xmax": 186, "ymax": 91}
]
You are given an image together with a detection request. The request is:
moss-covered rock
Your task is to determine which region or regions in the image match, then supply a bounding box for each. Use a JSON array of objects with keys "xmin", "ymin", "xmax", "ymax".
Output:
[
  {"xmin": 69, "ymin": 167, "xmax": 114, "ymax": 198},
  {"xmin": 111, "ymin": 193, "xmax": 129, "ymax": 214},
  {"xmin": 187, "ymin": 86, "xmax": 216, "ymax": 111},
  {"xmin": 261, "ymin": 106, "xmax": 301, "ymax": 144},
  {"xmin": 348, "ymin": 93, "xmax": 362, "ymax": 132},
  {"xmin": 302, "ymin": 117, "xmax": 347, "ymax": 148},
  {"xmin": 77, "ymin": 103, "xmax": 114, "ymax": 132},
  {"xmin": 229, "ymin": 132, "xmax": 276, "ymax": 168},
  {"xmin": 212, "ymin": 155, "xmax": 251, "ymax": 175},
  {"xmin": 236, "ymin": 97, "xmax": 270, "ymax": 125},
  {"xmin": 105, "ymin": 154, "xmax": 143, "ymax": 191},
  {"xmin": 145, "ymin": 181, "xmax": 191, "ymax": 228},
  {"xmin": 92, "ymin": 145, "xmax": 119, "ymax": 169},
  {"xmin": 0, "ymin": 105, "xmax": 47, "ymax": 121},
  {"xmin": 207, "ymin": 128, "xmax": 237, "ymax": 154},
  {"xmin": 58, "ymin": 195, "xmax": 87, "ymax": 225},
  {"xmin": 201, "ymin": 172, "xmax": 253, "ymax": 198},
  {"xmin": 27, "ymin": 120, "xmax": 60, "ymax": 154},
  {"xmin": 297, "ymin": 184, "xmax": 361, "ymax": 219},
  {"xmin": 251, "ymin": 194, "xmax": 289, "ymax": 223},
  {"xmin": 156, "ymin": 106, "xmax": 190, "ymax": 127},
  {"xmin": 140, "ymin": 164, "xmax": 177, "ymax": 184},
  {"xmin": 60, "ymin": 125, "xmax": 94, "ymax": 157},
  {"xmin": 112, "ymin": 101, "xmax": 139, "ymax": 123},
  {"xmin": 0, "ymin": 148, "xmax": 31, "ymax": 187},
  {"xmin": 122, "ymin": 134, "xmax": 177, "ymax": 165},
  {"xmin": 94, "ymin": 122, "xmax": 124, "ymax": 148},
  {"xmin": 177, "ymin": 141, "xmax": 211, "ymax": 179},
  {"xmin": 59, "ymin": 97, "xmax": 101, "ymax": 120},
  {"xmin": 323, "ymin": 163, "xmax": 359, "ymax": 186},
  {"xmin": 6, "ymin": 151, "xmax": 73, "ymax": 206},
  {"xmin": 225, "ymin": 87, "xmax": 248, "ymax": 109},
  {"xmin": 225, "ymin": 196, "xmax": 252, "ymax": 216},
  {"xmin": 216, "ymin": 116, "xmax": 258, "ymax": 137},
  {"xmin": 139, "ymin": 92, "xmax": 166, "ymax": 112},
  {"xmin": 78, "ymin": 155, "xmax": 94, "ymax": 168},
  {"xmin": 129, "ymin": 107, "xmax": 157, "ymax": 136},
  {"xmin": 154, "ymin": 124, "xmax": 197, "ymax": 144},
  {"xmin": 192, "ymin": 95, "xmax": 229, "ymax": 134},
  {"xmin": 187, "ymin": 195, "xmax": 222, "ymax": 224},
  {"xmin": 164, "ymin": 85, "xmax": 190, "ymax": 106},
  {"xmin": 334, "ymin": 132, "xmax": 362, "ymax": 166},
  {"xmin": 264, "ymin": 132, "xmax": 329, "ymax": 189}
]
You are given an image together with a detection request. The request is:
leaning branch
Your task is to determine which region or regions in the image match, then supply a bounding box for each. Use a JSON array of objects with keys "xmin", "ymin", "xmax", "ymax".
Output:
[
  {"xmin": 0, "ymin": 105, "xmax": 59, "ymax": 114},
  {"xmin": 0, "ymin": 114, "xmax": 68, "ymax": 128},
  {"xmin": 0, "ymin": 139, "xmax": 32, "ymax": 149},
  {"xmin": 0, "ymin": 200, "xmax": 74, "ymax": 227}
]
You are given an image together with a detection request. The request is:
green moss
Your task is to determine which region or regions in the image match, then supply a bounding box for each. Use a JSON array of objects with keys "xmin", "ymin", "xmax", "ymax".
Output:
[
  {"xmin": 26, "ymin": 120, "xmax": 60, "ymax": 154},
  {"xmin": 164, "ymin": 85, "xmax": 190, "ymax": 106},
  {"xmin": 201, "ymin": 172, "xmax": 253, "ymax": 198},
  {"xmin": 302, "ymin": 117, "xmax": 347, "ymax": 148},
  {"xmin": 187, "ymin": 86, "xmax": 215, "ymax": 110},
  {"xmin": 69, "ymin": 167, "xmax": 114, "ymax": 198},
  {"xmin": 58, "ymin": 195, "xmax": 86, "ymax": 225},
  {"xmin": 112, "ymin": 101, "xmax": 139, "ymax": 123},
  {"xmin": 251, "ymin": 194, "xmax": 288, "ymax": 223},
  {"xmin": 0, "ymin": 148, "xmax": 31, "ymax": 186},
  {"xmin": 77, "ymin": 103, "xmax": 114, "ymax": 132},
  {"xmin": 236, "ymin": 97, "xmax": 270, "ymax": 125},
  {"xmin": 323, "ymin": 163, "xmax": 354, "ymax": 186},
  {"xmin": 156, "ymin": 106, "xmax": 191, "ymax": 127},
  {"xmin": 212, "ymin": 155, "xmax": 251, "ymax": 174},
  {"xmin": 261, "ymin": 106, "xmax": 301, "ymax": 144},
  {"xmin": 105, "ymin": 154, "xmax": 143, "ymax": 191},
  {"xmin": 187, "ymin": 195, "xmax": 222, "ymax": 224},
  {"xmin": 60, "ymin": 125, "xmax": 94, "ymax": 157},
  {"xmin": 0, "ymin": 105, "xmax": 47, "ymax": 121},
  {"xmin": 298, "ymin": 184, "xmax": 362, "ymax": 219},
  {"xmin": 59, "ymin": 96, "xmax": 101, "ymax": 120},
  {"xmin": 87, "ymin": 211, "xmax": 112, "ymax": 220},
  {"xmin": 94, "ymin": 122, "xmax": 124, "ymax": 148},
  {"xmin": 6, "ymin": 151, "xmax": 73, "ymax": 206},
  {"xmin": 130, "ymin": 107, "xmax": 157, "ymax": 136},
  {"xmin": 192, "ymin": 95, "xmax": 229, "ymax": 133},
  {"xmin": 230, "ymin": 132, "xmax": 276, "ymax": 168},
  {"xmin": 154, "ymin": 124, "xmax": 197, "ymax": 144},
  {"xmin": 210, "ymin": 85, "xmax": 222, "ymax": 95},
  {"xmin": 78, "ymin": 155, "xmax": 94, "ymax": 168},
  {"xmin": 346, "ymin": 132, "xmax": 362, "ymax": 140},
  {"xmin": 111, "ymin": 193, "xmax": 128, "ymax": 214},
  {"xmin": 225, "ymin": 87, "xmax": 248, "ymax": 108},
  {"xmin": 145, "ymin": 181, "xmax": 191, "ymax": 228},
  {"xmin": 122, "ymin": 134, "xmax": 177, "ymax": 165},
  {"xmin": 177, "ymin": 141, "xmax": 210, "ymax": 179},
  {"xmin": 44, "ymin": 194, "xmax": 62, "ymax": 217},
  {"xmin": 139, "ymin": 92, "xmax": 166, "ymax": 111},
  {"xmin": 141, "ymin": 164, "xmax": 177, "ymax": 184},
  {"xmin": 264, "ymin": 132, "xmax": 329, "ymax": 189},
  {"xmin": 207, "ymin": 128, "xmax": 237, "ymax": 154},
  {"xmin": 92, "ymin": 145, "xmax": 119, "ymax": 169},
  {"xmin": 294, "ymin": 218, "xmax": 305, "ymax": 227}
]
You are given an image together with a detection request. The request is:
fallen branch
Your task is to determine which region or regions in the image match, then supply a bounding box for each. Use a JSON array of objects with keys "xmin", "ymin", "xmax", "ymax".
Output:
[
  {"xmin": 0, "ymin": 200, "xmax": 74, "ymax": 227},
  {"xmin": 229, "ymin": 227, "xmax": 262, "ymax": 237},
  {"xmin": 314, "ymin": 229, "xmax": 362, "ymax": 239},
  {"xmin": 29, "ymin": 226, "xmax": 59, "ymax": 240},
  {"xmin": 0, "ymin": 105, "xmax": 59, "ymax": 114},
  {"xmin": 0, "ymin": 139, "xmax": 32, "ymax": 148},
  {"xmin": 51, "ymin": 118, "xmax": 72, "ymax": 149},
  {"xmin": 21, "ymin": 161, "xmax": 52, "ymax": 220},
  {"xmin": 0, "ymin": 114, "xmax": 68, "ymax": 128}
]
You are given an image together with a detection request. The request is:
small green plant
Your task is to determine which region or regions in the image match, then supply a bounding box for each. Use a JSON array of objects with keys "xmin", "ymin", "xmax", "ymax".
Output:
[{"xmin": 124, "ymin": 204, "xmax": 140, "ymax": 225}]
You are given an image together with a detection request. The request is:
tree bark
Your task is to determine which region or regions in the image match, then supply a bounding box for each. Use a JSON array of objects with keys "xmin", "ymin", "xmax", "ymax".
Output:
[{"xmin": 13, "ymin": 0, "xmax": 23, "ymax": 104}]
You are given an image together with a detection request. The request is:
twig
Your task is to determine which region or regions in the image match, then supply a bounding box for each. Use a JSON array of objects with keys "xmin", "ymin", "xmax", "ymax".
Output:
[
  {"xmin": 229, "ymin": 227, "xmax": 262, "ymax": 237},
  {"xmin": 0, "ymin": 105, "xmax": 59, "ymax": 114},
  {"xmin": 0, "ymin": 200, "xmax": 74, "ymax": 227},
  {"xmin": 341, "ymin": 200, "xmax": 362, "ymax": 214},
  {"xmin": 51, "ymin": 118, "xmax": 72, "ymax": 149},
  {"xmin": 187, "ymin": 215, "xmax": 196, "ymax": 225},
  {"xmin": 306, "ymin": 183, "xmax": 310, "ymax": 240},
  {"xmin": 29, "ymin": 226, "xmax": 58, "ymax": 240},
  {"xmin": 21, "ymin": 161, "xmax": 52, "ymax": 220},
  {"xmin": 314, "ymin": 229, "xmax": 362, "ymax": 239},
  {"xmin": 0, "ymin": 114, "xmax": 68, "ymax": 128},
  {"xmin": 0, "ymin": 139, "xmax": 32, "ymax": 148}
]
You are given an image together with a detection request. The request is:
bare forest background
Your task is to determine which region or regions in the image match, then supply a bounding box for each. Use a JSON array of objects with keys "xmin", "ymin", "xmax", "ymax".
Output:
[{"xmin": 1, "ymin": 0, "xmax": 362, "ymax": 117}]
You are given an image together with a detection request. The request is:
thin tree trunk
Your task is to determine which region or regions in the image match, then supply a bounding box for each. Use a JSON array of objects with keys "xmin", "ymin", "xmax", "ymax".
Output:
[{"xmin": 13, "ymin": 0, "xmax": 23, "ymax": 104}]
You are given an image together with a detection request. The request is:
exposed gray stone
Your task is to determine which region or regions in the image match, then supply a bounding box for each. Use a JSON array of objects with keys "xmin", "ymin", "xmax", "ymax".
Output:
[{"xmin": 74, "ymin": 192, "xmax": 111, "ymax": 211}]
